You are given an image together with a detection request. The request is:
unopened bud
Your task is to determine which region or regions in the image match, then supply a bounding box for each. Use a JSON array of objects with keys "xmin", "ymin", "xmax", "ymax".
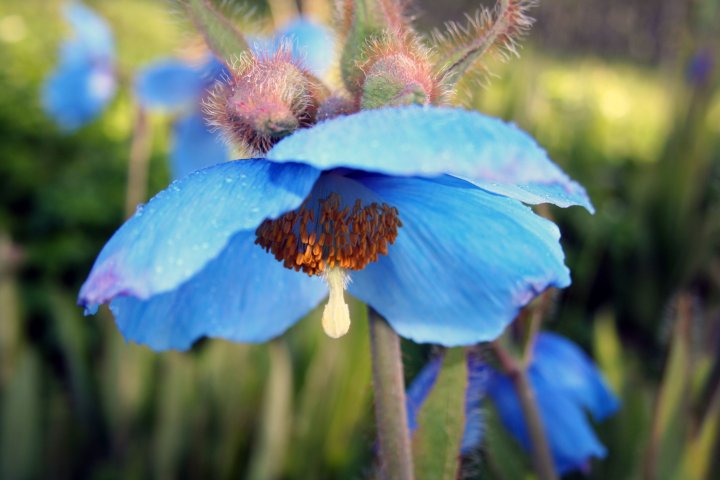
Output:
[
  {"xmin": 359, "ymin": 37, "xmax": 439, "ymax": 109},
  {"xmin": 204, "ymin": 47, "xmax": 326, "ymax": 153}
]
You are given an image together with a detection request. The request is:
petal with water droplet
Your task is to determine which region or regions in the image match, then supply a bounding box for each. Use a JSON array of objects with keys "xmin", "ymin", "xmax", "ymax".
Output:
[
  {"xmin": 111, "ymin": 231, "xmax": 328, "ymax": 350},
  {"xmin": 79, "ymin": 159, "xmax": 320, "ymax": 310}
]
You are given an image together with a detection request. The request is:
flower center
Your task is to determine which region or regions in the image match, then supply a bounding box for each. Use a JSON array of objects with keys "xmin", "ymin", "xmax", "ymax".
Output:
[
  {"xmin": 254, "ymin": 190, "xmax": 402, "ymax": 339},
  {"xmin": 254, "ymin": 192, "xmax": 402, "ymax": 276}
]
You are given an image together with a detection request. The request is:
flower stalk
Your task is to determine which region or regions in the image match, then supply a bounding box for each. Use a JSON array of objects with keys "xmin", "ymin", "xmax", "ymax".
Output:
[
  {"xmin": 368, "ymin": 308, "xmax": 414, "ymax": 480},
  {"xmin": 124, "ymin": 106, "xmax": 152, "ymax": 218},
  {"xmin": 492, "ymin": 340, "xmax": 558, "ymax": 480}
]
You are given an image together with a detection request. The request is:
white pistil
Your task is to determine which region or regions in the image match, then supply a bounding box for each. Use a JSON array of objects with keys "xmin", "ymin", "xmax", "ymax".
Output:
[{"xmin": 321, "ymin": 268, "xmax": 351, "ymax": 338}]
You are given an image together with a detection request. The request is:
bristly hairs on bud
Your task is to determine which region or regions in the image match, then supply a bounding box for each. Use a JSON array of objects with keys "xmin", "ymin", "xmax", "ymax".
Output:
[
  {"xmin": 358, "ymin": 31, "xmax": 442, "ymax": 108},
  {"xmin": 432, "ymin": 0, "xmax": 537, "ymax": 92},
  {"xmin": 377, "ymin": 0, "xmax": 414, "ymax": 35},
  {"xmin": 335, "ymin": 0, "xmax": 412, "ymax": 95},
  {"xmin": 203, "ymin": 44, "xmax": 328, "ymax": 154},
  {"xmin": 334, "ymin": 0, "xmax": 411, "ymax": 38}
]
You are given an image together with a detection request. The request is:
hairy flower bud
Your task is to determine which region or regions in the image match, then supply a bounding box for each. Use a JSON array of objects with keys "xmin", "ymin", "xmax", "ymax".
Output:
[
  {"xmin": 338, "ymin": 0, "xmax": 410, "ymax": 96},
  {"xmin": 204, "ymin": 47, "xmax": 326, "ymax": 153},
  {"xmin": 359, "ymin": 36, "xmax": 440, "ymax": 109}
]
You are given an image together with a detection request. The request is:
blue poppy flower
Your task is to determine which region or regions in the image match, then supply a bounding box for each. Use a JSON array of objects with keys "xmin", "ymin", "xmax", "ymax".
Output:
[
  {"xmin": 488, "ymin": 332, "xmax": 620, "ymax": 474},
  {"xmin": 78, "ymin": 106, "xmax": 591, "ymax": 350},
  {"xmin": 135, "ymin": 57, "xmax": 231, "ymax": 179},
  {"xmin": 406, "ymin": 333, "xmax": 619, "ymax": 473},
  {"xmin": 42, "ymin": 2, "xmax": 116, "ymax": 131},
  {"xmin": 251, "ymin": 17, "xmax": 336, "ymax": 78}
]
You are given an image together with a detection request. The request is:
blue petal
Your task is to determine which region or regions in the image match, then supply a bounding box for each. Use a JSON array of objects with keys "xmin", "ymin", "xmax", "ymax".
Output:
[
  {"xmin": 200, "ymin": 56, "xmax": 231, "ymax": 83},
  {"xmin": 463, "ymin": 352, "xmax": 488, "ymax": 453},
  {"xmin": 349, "ymin": 175, "xmax": 571, "ymax": 346},
  {"xmin": 42, "ymin": 61, "xmax": 116, "ymax": 130},
  {"xmin": 135, "ymin": 60, "xmax": 205, "ymax": 110},
  {"xmin": 406, "ymin": 356, "xmax": 443, "ymax": 431},
  {"xmin": 79, "ymin": 160, "xmax": 321, "ymax": 309},
  {"xmin": 533, "ymin": 333, "xmax": 620, "ymax": 420},
  {"xmin": 171, "ymin": 113, "xmax": 229, "ymax": 179},
  {"xmin": 64, "ymin": 3, "xmax": 114, "ymax": 60},
  {"xmin": 110, "ymin": 231, "xmax": 327, "ymax": 350},
  {"xmin": 268, "ymin": 106, "xmax": 593, "ymax": 211},
  {"xmin": 275, "ymin": 18, "xmax": 335, "ymax": 77},
  {"xmin": 489, "ymin": 370, "xmax": 608, "ymax": 475}
]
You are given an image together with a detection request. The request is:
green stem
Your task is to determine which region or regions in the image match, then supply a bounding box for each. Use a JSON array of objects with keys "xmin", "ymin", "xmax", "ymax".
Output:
[
  {"xmin": 124, "ymin": 106, "xmax": 151, "ymax": 218},
  {"xmin": 368, "ymin": 308, "xmax": 414, "ymax": 480},
  {"xmin": 493, "ymin": 341, "xmax": 557, "ymax": 480},
  {"xmin": 522, "ymin": 291, "xmax": 551, "ymax": 368}
]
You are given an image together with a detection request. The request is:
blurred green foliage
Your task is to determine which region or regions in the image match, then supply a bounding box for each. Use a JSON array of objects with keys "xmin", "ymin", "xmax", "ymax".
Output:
[{"xmin": 0, "ymin": 0, "xmax": 719, "ymax": 479}]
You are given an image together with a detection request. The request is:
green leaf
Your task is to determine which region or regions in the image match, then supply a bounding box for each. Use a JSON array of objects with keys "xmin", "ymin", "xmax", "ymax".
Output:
[
  {"xmin": 413, "ymin": 347, "xmax": 468, "ymax": 480},
  {"xmin": 0, "ymin": 350, "xmax": 43, "ymax": 480},
  {"xmin": 646, "ymin": 299, "xmax": 693, "ymax": 480},
  {"xmin": 678, "ymin": 388, "xmax": 720, "ymax": 480},
  {"xmin": 178, "ymin": 0, "xmax": 248, "ymax": 64}
]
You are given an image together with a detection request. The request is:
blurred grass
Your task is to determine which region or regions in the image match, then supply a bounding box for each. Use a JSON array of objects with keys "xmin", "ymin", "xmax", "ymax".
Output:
[{"xmin": 0, "ymin": 0, "xmax": 718, "ymax": 479}]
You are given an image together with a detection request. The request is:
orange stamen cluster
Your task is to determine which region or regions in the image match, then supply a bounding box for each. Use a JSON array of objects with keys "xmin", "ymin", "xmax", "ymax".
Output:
[{"xmin": 255, "ymin": 193, "xmax": 402, "ymax": 276}]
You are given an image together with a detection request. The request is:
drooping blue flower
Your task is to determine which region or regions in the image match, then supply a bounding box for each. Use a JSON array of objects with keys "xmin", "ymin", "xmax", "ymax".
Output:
[
  {"xmin": 79, "ymin": 106, "xmax": 592, "ymax": 350},
  {"xmin": 488, "ymin": 332, "xmax": 620, "ymax": 474},
  {"xmin": 134, "ymin": 57, "xmax": 231, "ymax": 179},
  {"xmin": 406, "ymin": 333, "xmax": 619, "ymax": 473},
  {"xmin": 251, "ymin": 17, "xmax": 336, "ymax": 78},
  {"xmin": 42, "ymin": 2, "xmax": 116, "ymax": 131}
]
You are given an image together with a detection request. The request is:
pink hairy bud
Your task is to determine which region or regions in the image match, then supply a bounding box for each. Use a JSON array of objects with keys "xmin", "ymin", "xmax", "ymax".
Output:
[
  {"xmin": 204, "ymin": 47, "xmax": 327, "ymax": 153},
  {"xmin": 358, "ymin": 35, "xmax": 441, "ymax": 109}
]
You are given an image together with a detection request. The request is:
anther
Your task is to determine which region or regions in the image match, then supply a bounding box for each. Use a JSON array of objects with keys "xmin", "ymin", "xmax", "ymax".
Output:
[{"xmin": 255, "ymin": 192, "xmax": 402, "ymax": 277}]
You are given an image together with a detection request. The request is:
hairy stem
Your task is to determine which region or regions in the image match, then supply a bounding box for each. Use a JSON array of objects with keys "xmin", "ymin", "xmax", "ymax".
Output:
[
  {"xmin": 439, "ymin": 0, "xmax": 532, "ymax": 88},
  {"xmin": 369, "ymin": 308, "xmax": 414, "ymax": 480}
]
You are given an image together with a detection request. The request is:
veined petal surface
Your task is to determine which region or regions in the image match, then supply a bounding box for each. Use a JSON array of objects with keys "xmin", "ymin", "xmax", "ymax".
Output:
[
  {"xmin": 171, "ymin": 113, "xmax": 229, "ymax": 179},
  {"xmin": 349, "ymin": 175, "xmax": 571, "ymax": 346},
  {"xmin": 111, "ymin": 231, "xmax": 327, "ymax": 350},
  {"xmin": 135, "ymin": 60, "xmax": 205, "ymax": 110},
  {"xmin": 533, "ymin": 332, "xmax": 621, "ymax": 420},
  {"xmin": 79, "ymin": 160, "xmax": 320, "ymax": 309},
  {"xmin": 268, "ymin": 106, "xmax": 593, "ymax": 211}
]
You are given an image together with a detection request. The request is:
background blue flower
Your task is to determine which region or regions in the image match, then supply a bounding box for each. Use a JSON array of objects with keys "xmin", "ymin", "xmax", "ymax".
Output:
[
  {"xmin": 488, "ymin": 332, "xmax": 620, "ymax": 474},
  {"xmin": 79, "ymin": 106, "xmax": 589, "ymax": 350},
  {"xmin": 42, "ymin": 2, "xmax": 116, "ymax": 131},
  {"xmin": 407, "ymin": 333, "xmax": 619, "ymax": 474},
  {"xmin": 251, "ymin": 17, "xmax": 336, "ymax": 78},
  {"xmin": 134, "ymin": 18, "xmax": 335, "ymax": 180},
  {"xmin": 135, "ymin": 57, "xmax": 230, "ymax": 179}
]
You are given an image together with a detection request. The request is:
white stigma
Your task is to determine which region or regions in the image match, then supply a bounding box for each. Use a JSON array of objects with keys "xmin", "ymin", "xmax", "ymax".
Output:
[{"xmin": 321, "ymin": 268, "xmax": 351, "ymax": 339}]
